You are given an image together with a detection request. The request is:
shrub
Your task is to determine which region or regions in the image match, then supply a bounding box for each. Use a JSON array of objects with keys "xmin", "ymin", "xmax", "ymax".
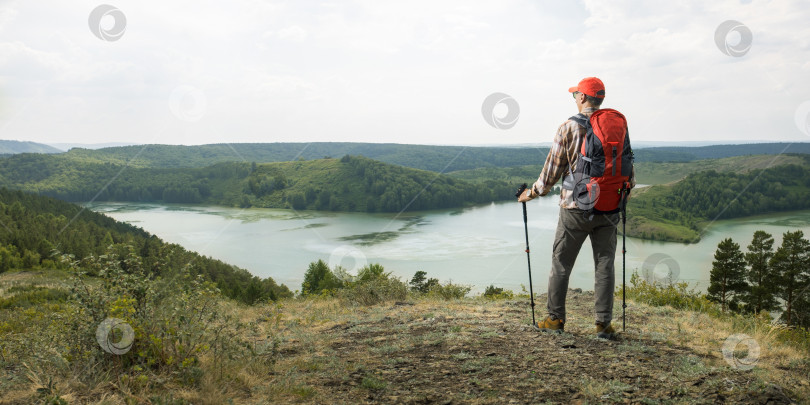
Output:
[
  {"xmin": 0, "ymin": 286, "xmax": 70, "ymax": 309},
  {"xmin": 483, "ymin": 285, "xmax": 514, "ymax": 300},
  {"xmin": 338, "ymin": 263, "xmax": 407, "ymax": 305},
  {"xmin": 428, "ymin": 281, "xmax": 471, "ymax": 300},
  {"xmin": 58, "ymin": 244, "xmax": 261, "ymax": 388},
  {"xmin": 621, "ymin": 271, "xmax": 717, "ymax": 314},
  {"xmin": 340, "ymin": 276, "xmax": 408, "ymax": 306}
]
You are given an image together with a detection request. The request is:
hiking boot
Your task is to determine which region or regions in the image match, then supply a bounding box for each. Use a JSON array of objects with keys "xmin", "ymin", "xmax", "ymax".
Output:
[
  {"xmin": 596, "ymin": 322, "xmax": 616, "ymax": 340},
  {"xmin": 535, "ymin": 315, "xmax": 564, "ymax": 333}
]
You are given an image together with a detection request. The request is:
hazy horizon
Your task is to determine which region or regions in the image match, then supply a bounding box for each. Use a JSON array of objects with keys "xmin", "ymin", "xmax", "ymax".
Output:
[{"xmin": 5, "ymin": 138, "xmax": 810, "ymax": 153}]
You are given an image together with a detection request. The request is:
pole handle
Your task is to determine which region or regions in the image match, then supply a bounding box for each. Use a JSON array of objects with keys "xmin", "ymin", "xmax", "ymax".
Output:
[{"xmin": 515, "ymin": 183, "xmax": 528, "ymax": 198}]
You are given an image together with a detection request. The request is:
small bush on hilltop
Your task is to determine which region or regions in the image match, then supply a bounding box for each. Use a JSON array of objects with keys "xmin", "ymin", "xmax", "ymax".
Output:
[
  {"xmin": 483, "ymin": 284, "xmax": 515, "ymax": 300},
  {"xmin": 426, "ymin": 280, "xmax": 471, "ymax": 300},
  {"xmin": 301, "ymin": 261, "xmax": 407, "ymax": 305},
  {"xmin": 622, "ymin": 271, "xmax": 716, "ymax": 314},
  {"xmin": 340, "ymin": 263, "xmax": 408, "ymax": 305}
]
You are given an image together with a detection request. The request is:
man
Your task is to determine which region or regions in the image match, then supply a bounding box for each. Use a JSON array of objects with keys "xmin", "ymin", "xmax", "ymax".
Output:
[{"xmin": 517, "ymin": 77, "xmax": 634, "ymax": 339}]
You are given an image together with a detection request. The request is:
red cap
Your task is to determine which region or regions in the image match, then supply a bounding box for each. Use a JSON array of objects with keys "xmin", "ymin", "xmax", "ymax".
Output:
[{"xmin": 568, "ymin": 77, "xmax": 605, "ymax": 98}]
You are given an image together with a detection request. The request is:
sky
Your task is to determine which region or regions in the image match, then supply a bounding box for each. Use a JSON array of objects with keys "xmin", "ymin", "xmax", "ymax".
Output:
[{"xmin": 0, "ymin": 0, "xmax": 809, "ymax": 147}]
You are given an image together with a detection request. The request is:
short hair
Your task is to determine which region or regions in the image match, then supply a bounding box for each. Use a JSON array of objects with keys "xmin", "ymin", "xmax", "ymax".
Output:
[{"xmin": 585, "ymin": 94, "xmax": 604, "ymax": 107}]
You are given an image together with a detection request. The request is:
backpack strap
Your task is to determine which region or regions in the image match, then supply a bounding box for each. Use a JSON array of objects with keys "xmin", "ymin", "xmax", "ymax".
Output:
[
  {"xmin": 562, "ymin": 113, "xmax": 591, "ymax": 189},
  {"xmin": 569, "ymin": 114, "xmax": 588, "ymax": 128}
]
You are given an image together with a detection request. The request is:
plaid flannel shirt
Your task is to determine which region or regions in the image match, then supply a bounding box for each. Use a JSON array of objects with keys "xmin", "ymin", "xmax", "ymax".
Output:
[{"xmin": 532, "ymin": 107, "xmax": 636, "ymax": 209}]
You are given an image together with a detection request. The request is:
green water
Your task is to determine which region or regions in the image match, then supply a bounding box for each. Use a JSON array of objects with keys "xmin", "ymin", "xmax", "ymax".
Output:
[{"xmin": 89, "ymin": 200, "xmax": 810, "ymax": 294}]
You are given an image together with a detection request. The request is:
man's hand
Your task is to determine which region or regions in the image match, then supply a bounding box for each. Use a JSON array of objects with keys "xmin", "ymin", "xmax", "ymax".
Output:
[{"xmin": 517, "ymin": 186, "xmax": 538, "ymax": 203}]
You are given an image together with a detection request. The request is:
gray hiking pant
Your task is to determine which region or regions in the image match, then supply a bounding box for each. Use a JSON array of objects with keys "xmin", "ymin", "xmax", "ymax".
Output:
[{"xmin": 547, "ymin": 207, "xmax": 619, "ymax": 324}]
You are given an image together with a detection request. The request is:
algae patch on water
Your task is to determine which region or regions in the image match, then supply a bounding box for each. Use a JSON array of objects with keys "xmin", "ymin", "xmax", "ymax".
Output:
[{"xmin": 338, "ymin": 231, "xmax": 401, "ymax": 246}]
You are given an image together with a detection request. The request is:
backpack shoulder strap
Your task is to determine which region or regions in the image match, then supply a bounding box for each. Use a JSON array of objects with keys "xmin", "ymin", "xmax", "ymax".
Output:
[{"xmin": 568, "ymin": 113, "xmax": 589, "ymax": 128}]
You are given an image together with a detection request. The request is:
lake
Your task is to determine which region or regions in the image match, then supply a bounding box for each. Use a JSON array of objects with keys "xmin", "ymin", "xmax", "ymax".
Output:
[{"xmin": 88, "ymin": 200, "xmax": 810, "ymax": 294}]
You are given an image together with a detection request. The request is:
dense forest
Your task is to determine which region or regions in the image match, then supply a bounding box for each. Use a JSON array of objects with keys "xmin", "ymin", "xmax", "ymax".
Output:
[
  {"xmin": 0, "ymin": 154, "xmax": 516, "ymax": 212},
  {"xmin": 626, "ymin": 164, "xmax": 810, "ymax": 242},
  {"xmin": 59, "ymin": 142, "xmax": 550, "ymax": 172},
  {"xmin": 21, "ymin": 142, "xmax": 810, "ymax": 172},
  {"xmin": 0, "ymin": 188, "xmax": 291, "ymax": 303}
]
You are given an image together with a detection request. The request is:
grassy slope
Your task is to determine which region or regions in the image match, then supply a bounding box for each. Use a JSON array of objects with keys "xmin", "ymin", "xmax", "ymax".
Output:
[{"xmin": 2, "ymin": 274, "xmax": 807, "ymax": 404}]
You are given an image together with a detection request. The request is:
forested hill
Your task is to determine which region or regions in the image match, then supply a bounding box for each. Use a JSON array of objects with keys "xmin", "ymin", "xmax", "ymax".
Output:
[
  {"xmin": 0, "ymin": 154, "xmax": 515, "ymax": 212},
  {"xmin": 626, "ymin": 162, "xmax": 810, "ymax": 243},
  {"xmin": 0, "ymin": 188, "xmax": 291, "ymax": 303},
  {"xmin": 640, "ymin": 142, "xmax": 810, "ymax": 161},
  {"xmin": 0, "ymin": 139, "xmax": 62, "ymax": 154},
  {"xmin": 50, "ymin": 142, "xmax": 810, "ymax": 171},
  {"xmin": 61, "ymin": 143, "xmax": 550, "ymax": 172}
]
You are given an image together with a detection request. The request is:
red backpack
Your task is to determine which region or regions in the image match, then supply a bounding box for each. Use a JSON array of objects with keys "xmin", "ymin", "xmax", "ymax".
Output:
[{"xmin": 562, "ymin": 108, "xmax": 634, "ymax": 215}]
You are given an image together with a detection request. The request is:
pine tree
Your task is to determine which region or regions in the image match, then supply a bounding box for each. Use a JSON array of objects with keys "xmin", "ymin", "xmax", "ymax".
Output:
[
  {"xmin": 708, "ymin": 238, "xmax": 748, "ymax": 312},
  {"xmin": 770, "ymin": 230, "xmax": 810, "ymax": 326},
  {"xmin": 742, "ymin": 230, "xmax": 779, "ymax": 314},
  {"xmin": 301, "ymin": 259, "xmax": 341, "ymax": 295}
]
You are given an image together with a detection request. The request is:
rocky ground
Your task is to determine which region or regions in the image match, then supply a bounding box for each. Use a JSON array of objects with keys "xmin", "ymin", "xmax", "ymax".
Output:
[{"xmin": 261, "ymin": 290, "xmax": 808, "ymax": 404}]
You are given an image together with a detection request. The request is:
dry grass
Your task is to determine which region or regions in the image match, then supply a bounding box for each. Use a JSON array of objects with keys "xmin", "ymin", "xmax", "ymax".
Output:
[{"xmin": 2, "ymin": 270, "xmax": 809, "ymax": 404}]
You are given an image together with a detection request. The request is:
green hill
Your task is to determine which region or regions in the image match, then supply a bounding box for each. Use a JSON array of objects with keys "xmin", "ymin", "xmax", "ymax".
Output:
[
  {"xmin": 52, "ymin": 142, "xmax": 810, "ymax": 172},
  {"xmin": 0, "ymin": 154, "xmax": 515, "ymax": 212},
  {"xmin": 626, "ymin": 162, "xmax": 810, "ymax": 242},
  {"xmin": 640, "ymin": 142, "xmax": 810, "ymax": 161},
  {"xmin": 59, "ymin": 142, "xmax": 551, "ymax": 172},
  {"xmin": 633, "ymin": 154, "xmax": 810, "ymax": 185},
  {"xmin": 0, "ymin": 140, "xmax": 62, "ymax": 154},
  {"xmin": 0, "ymin": 188, "xmax": 291, "ymax": 303}
]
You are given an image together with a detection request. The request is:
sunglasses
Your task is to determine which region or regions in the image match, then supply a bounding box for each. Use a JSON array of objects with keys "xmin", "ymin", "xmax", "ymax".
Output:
[{"xmin": 572, "ymin": 91, "xmax": 581, "ymax": 99}]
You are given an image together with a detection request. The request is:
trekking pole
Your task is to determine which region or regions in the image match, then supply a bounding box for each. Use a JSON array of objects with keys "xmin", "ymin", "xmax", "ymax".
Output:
[
  {"xmin": 515, "ymin": 183, "xmax": 536, "ymax": 326},
  {"xmin": 620, "ymin": 182, "xmax": 629, "ymax": 332}
]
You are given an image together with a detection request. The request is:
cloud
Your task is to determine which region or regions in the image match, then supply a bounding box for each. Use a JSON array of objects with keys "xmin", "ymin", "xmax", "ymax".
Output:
[
  {"xmin": 277, "ymin": 25, "xmax": 307, "ymax": 42},
  {"xmin": 0, "ymin": 0, "xmax": 808, "ymax": 145}
]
